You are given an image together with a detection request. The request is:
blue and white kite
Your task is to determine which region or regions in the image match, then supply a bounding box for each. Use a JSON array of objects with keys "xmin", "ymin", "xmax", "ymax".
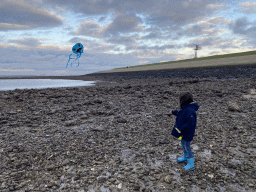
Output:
[{"xmin": 66, "ymin": 43, "xmax": 84, "ymax": 68}]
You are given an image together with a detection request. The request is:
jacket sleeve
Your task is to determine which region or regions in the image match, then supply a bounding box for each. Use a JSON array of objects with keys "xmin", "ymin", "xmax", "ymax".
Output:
[
  {"xmin": 172, "ymin": 110, "xmax": 179, "ymax": 116},
  {"xmin": 178, "ymin": 110, "xmax": 196, "ymax": 133}
]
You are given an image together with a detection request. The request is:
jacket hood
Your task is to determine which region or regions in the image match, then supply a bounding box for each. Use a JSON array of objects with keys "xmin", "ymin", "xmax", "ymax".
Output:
[{"xmin": 181, "ymin": 102, "xmax": 199, "ymax": 111}]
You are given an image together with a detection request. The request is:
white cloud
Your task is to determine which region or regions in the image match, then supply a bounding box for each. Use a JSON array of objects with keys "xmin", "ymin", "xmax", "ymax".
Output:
[
  {"xmin": 102, "ymin": 14, "xmax": 144, "ymax": 36},
  {"xmin": 239, "ymin": 2, "xmax": 256, "ymax": 14},
  {"xmin": 8, "ymin": 37, "xmax": 42, "ymax": 47},
  {"xmin": 0, "ymin": 0, "xmax": 63, "ymax": 31}
]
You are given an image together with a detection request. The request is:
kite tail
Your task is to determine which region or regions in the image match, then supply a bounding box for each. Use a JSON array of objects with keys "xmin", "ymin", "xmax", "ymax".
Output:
[
  {"xmin": 66, "ymin": 53, "xmax": 74, "ymax": 68},
  {"xmin": 66, "ymin": 52, "xmax": 82, "ymax": 68},
  {"xmin": 76, "ymin": 59, "xmax": 80, "ymax": 67},
  {"xmin": 76, "ymin": 53, "xmax": 81, "ymax": 67}
]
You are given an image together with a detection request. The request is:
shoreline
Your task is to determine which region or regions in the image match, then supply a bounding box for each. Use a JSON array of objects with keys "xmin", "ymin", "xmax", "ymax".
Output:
[{"xmin": 0, "ymin": 63, "xmax": 255, "ymax": 82}]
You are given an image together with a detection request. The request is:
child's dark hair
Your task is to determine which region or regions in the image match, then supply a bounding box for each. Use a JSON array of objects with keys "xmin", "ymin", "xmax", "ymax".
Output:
[{"xmin": 180, "ymin": 92, "xmax": 193, "ymax": 107}]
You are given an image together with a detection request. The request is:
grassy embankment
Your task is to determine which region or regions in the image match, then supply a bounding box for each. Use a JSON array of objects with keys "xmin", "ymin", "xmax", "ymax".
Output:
[{"xmin": 115, "ymin": 50, "xmax": 256, "ymax": 69}]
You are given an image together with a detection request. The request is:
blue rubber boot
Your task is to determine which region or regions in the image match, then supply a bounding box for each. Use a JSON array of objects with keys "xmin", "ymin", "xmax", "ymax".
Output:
[
  {"xmin": 183, "ymin": 158, "xmax": 195, "ymax": 171},
  {"xmin": 177, "ymin": 153, "xmax": 187, "ymax": 163}
]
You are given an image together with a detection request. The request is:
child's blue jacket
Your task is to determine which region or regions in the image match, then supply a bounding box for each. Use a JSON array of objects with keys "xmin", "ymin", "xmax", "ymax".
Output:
[{"xmin": 171, "ymin": 103, "xmax": 199, "ymax": 142}]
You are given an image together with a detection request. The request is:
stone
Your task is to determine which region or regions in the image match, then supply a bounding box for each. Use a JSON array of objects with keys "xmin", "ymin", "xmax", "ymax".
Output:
[
  {"xmin": 164, "ymin": 175, "xmax": 173, "ymax": 184},
  {"xmin": 91, "ymin": 126, "xmax": 104, "ymax": 131},
  {"xmin": 227, "ymin": 102, "xmax": 241, "ymax": 112},
  {"xmin": 249, "ymin": 183, "xmax": 254, "ymax": 187},
  {"xmin": 65, "ymin": 120, "xmax": 77, "ymax": 126},
  {"xmin": 1, "ymin": 182, "xmax": 7, "ymax": 188},
  {"xmin": 62, "ymin": 159, "xmax": 70, "ymax": 166},
  {"xmin": 117, "ymin": 183, "xmax": 122, "ymax": 189},
  {"xmin": 46, "ymin": 165, "xmax": 56, "ymax": 171},
  {"xmin": 134, "ymin": 184, "xmax": 140, "ymax": 191},
  {"xmin": 97, "ymin": 176, "xmax": 107, "ymax": 183},
  {"xmin": 114, "ymin": 117, "xmax": 127, "ymax": 123}
]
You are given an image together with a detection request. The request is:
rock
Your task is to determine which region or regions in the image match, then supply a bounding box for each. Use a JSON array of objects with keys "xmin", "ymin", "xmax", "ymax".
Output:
[
  {"xmin": 65, "ymin": 120, "xmax": 78, "ymax": 126},
  {"xmin": 97, "ymin": 176, "xmax": 107, "ymax": 183},
  {"xmin": 228, "ymin": 158, "xmax": 242, "ymax": 168},
  {"xmin": 46, "ymin": 165, "xmax": 56, "ymax": 171},
  {"xmin": 157, "ymin": 138, "xmax": 170, "ymax": 144},
  {"xmin": 114, "ymin": 117, "xmax": 127, "ymax": 123},
  {"xmin": 7, "ymin": 111, "xmax": 17, "ymax": 115},
  {"xmin": 1, "ymin": 182, "xmax": 7, "ymax": 188},
  {"xmin": 117, "ymin": 183, "xmax": 122, "ymax": 189},
  {"xmin": 164, "ymin": 175, "xmax": 173, "ymax": 184},
  {"xmin": 93, "ymin": 99, "xmax": 103, "ymax": 104},
  {"xmin": 242, "ymin": 89, "xmax": 256, "ymax": 99},
  {"xmin": 91, "ymin": 110, "xmax": 105, "ymax": 115},
  {"xmin": 62, "ymin": 159, "xmax": 70, "ymax": 166},
  {"xmin": 187, "ymin": 78, "xmax": 200, "ymax": 84},
  {"xmin": 227, "ymin": 102, "xmax": 241, "ymax": 112},
  {"xmin": 91, "ymin": 126, "xmax": 104, "ymax": 131},
  {"xmin": 80, "ymin": 115, "xmax": 88, "ymax": 119},
  {"xmin": 134, "ymin": 183, "xmax": 140, "ymax": 191}
]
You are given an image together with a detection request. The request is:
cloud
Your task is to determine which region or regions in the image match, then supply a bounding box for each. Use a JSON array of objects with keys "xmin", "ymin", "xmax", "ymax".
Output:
[
  {"xmin": 185, "ymin": 36, "xmax": 249, "ymax": 56},
  {"xmin": 68, "ymin": 37, "xmax": 117, "ymax": 53},
  {"xmin": 45, "ymin": 0, "xmax": 233, "ymax": 45},
  {"xmin": 102, "ymin": 14, "xmax": 144, "ymax": 35},
  {"xmin": 142, "ymin": 0, "xmax": 227, "ymax": 28},
  {"xmin": 43, "ymin": 0, "xmax": 228, "ymax": 29},
  {"xmin": 107, "ymin": 35, "xmax": 137, "ymax": 46},
  {"xmin": 207, "ymin": 17, "xmax": 231, "ymax": 25},
  {"xmin": 0, "ymin": 23, "xmax": 31, "ymax": 31},
  {"xmin": 73, "ymin": 14, "xmax": 144, "ymax": 37},
  {"xmin": 0, "ymin": 0, "xmax": 63, "ymax": 31},
  {"xmin": 42, "ymin": 0, "xmax": 155, "ymax": 16},
  {"xmin": 0, "ymin": 68, "xmax": 35, "ymax": 72},
  {"xmin": 138, "ymin": 31, "xmax": 160, "ymax": 40},
  {"xmin": 65, "ymin": 0, "xmax": 231, "ymax": 49},
  {"xmin": 72, "ymin": 20, "xmax": 103, "ymax": 38},
  {"xmin": 229, "ymin": 17, "xmax": 256, "ymax": 48},
  {"xmin": 8, "ymin": 38, "xmax": 42, "ymax": 47},
  {"xmin": 172, "ymin": 17, "xmax": 230, "ymax": 40},
  {"xmin": 229, "ymin": 17, "xmax": 255, "ymax": 35},
  {"xmin": 239, "ymin": 2, "xmax": 256, "ymax": 14}
]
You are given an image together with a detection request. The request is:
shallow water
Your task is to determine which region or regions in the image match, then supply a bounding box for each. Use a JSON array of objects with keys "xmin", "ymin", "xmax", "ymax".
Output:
[{"xmin": 0, "ymin": 79, "xmax": 95, "ymax": 91}]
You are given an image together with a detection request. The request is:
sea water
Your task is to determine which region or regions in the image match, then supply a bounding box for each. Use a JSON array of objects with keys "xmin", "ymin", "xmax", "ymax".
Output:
[{"xmin": 0, "ymin": 79, "xmax": 96, "ymax": 91}]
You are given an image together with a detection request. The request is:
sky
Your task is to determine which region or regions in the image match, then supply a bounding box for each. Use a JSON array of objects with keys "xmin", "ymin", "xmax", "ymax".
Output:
[{"xmin": 0, "ymin": 0, "xmax": 256, "ymax": 76}]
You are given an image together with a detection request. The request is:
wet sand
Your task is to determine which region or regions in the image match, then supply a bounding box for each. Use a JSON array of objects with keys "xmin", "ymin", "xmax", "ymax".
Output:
[{"xmin": 0, "ymin": 64, "xmax": 256, "ymax": 191}]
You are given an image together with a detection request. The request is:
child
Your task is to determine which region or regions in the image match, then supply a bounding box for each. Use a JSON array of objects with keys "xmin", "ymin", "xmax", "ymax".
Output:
[{"xmin": 171, "ymin": 92, "xmax": 199, "ymax": 171}]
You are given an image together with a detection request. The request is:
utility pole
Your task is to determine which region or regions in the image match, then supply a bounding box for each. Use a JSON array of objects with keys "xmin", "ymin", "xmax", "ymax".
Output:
[{"xmin": 194, "ymin": 44, "xmax": 201, "ymax": 58}]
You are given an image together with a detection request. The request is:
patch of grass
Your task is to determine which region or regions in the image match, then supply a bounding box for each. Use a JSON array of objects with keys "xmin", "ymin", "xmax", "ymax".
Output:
[{"xmin": 116, "ymin": 50, "xmax": 256, "ymax": 69}]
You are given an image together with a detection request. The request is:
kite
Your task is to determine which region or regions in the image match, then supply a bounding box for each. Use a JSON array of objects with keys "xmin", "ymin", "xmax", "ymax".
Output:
[{"xmin": 66, "ymin": 43, "xmax": 84, "ymax": 68}]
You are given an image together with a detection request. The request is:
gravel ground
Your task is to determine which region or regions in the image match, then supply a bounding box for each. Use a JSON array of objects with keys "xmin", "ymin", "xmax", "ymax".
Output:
[{"xmin": 0, "ymin": 64, "xmax": 256, "ymax": 192}]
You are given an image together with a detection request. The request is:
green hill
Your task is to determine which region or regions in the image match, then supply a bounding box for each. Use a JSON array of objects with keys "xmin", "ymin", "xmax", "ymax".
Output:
[{"xmin": 116, "ymin": 50, "xmax": 256, "ymax": 69}]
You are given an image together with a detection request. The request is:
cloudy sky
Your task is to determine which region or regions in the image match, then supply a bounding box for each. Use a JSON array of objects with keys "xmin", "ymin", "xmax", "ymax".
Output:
[{"xmin": 0, "ymin": 0, "xmax": 256, "ymax": 76}]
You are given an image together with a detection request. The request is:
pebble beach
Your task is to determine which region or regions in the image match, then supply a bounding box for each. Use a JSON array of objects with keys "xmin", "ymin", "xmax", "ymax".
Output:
[{"xmin": 0, "ymin": 64, "xmax": 256, "ymax": 191}]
